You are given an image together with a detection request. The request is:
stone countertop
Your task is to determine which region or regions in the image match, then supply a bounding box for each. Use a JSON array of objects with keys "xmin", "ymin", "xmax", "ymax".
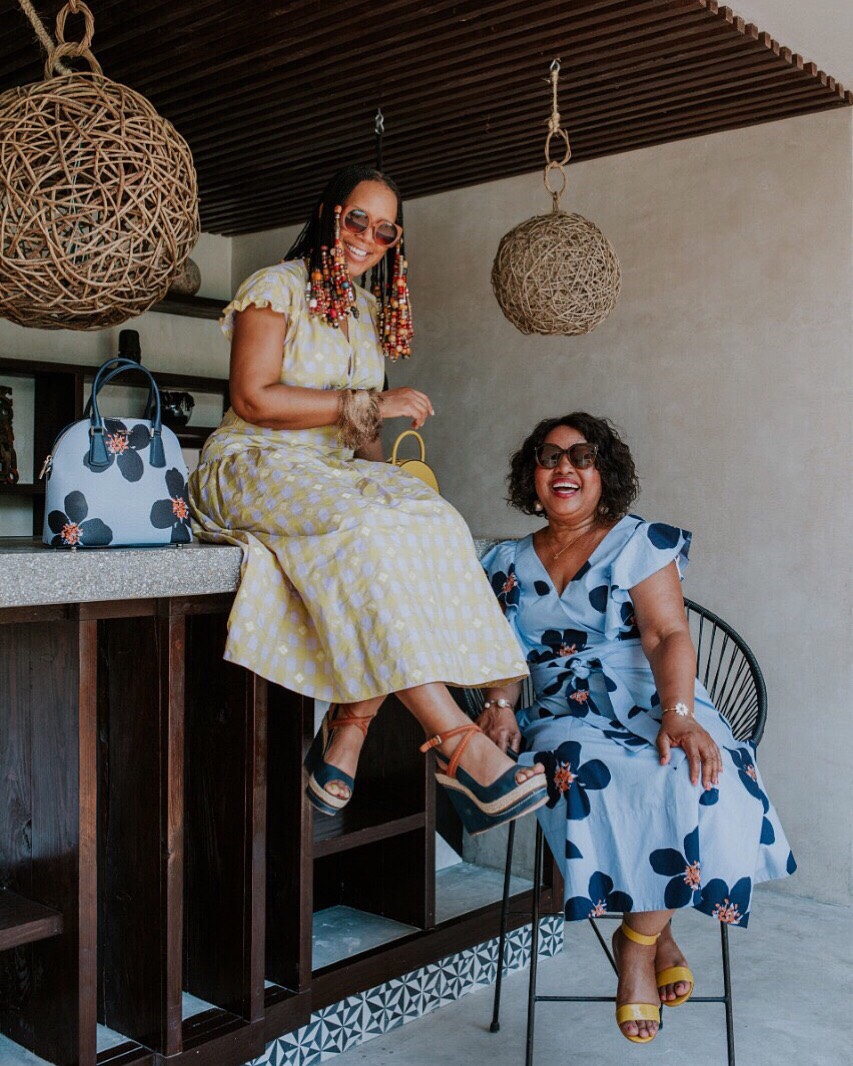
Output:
[{"xmin": 0, "ymin": 537, "xmax": 504, "ymax": 608}]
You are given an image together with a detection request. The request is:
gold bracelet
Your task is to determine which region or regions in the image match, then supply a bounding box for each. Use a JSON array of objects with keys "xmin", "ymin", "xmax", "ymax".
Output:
[{"xmin": 661, "ymin": 701, "xmax": 693, "ymax": 718}]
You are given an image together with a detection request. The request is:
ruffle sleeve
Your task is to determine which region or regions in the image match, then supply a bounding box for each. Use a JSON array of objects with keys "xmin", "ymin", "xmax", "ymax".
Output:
[
  {"xmin": 605, "ymin": 520, "xmax": 692, "ymax": 641},
  {"xmin": 219, "ymin": 263, "xmax": 301, "ymax": 342}
]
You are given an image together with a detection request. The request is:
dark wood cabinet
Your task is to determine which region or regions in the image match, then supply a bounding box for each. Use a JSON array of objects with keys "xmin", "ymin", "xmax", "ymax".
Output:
[{"xmin": 0, "ymin": 590, "xmax": 558, "ymax": 1066}]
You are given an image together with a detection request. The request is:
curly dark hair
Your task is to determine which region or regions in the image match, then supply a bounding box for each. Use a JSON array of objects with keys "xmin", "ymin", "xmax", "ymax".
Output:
[{"xmin": 507, "ymin": 413, "xmax": 639, "ymax": 521}]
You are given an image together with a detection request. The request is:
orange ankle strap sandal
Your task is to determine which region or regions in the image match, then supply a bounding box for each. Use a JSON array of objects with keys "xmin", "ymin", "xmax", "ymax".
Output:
[{"xmin": 420, "ymin": 724, "xmax": 547, "ymax": 836}]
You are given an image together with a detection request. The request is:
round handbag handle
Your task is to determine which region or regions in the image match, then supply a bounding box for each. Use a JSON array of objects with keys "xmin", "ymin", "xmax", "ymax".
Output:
[
  {"xmin": 390, "ymin": 430, "xmax": 426, "ymax": 465},
  {"xmin": 87, "ymin": 358, "xmax": 166, "ymax": 469}
]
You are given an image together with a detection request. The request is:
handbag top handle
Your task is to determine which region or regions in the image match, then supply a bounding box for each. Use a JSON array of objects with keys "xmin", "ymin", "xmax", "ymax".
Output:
[
  {"xmin": 87, "ymin": 358, "xmax": 166, "ymax": 470},
  {"xmin": 390, "ymin": 430, "xmax": 427, "ymax": 465},
  {"xmin": 83, "ymin": 361, "xmax": 157, "ymax": 421}
]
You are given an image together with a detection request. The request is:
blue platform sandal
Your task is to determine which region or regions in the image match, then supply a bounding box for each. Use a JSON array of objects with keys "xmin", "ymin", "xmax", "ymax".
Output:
[
  {"xmin": 306, "ymin": 706, "xmax": 376, "ymax": 817},
  {"xmin": 420, "ymin": 724, "xmax": 548, "ymax": 835}
]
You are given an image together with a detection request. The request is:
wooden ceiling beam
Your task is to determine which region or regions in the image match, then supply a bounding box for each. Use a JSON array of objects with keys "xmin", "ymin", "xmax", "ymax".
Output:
[
  {"xmin": 153, "ymin": 0, "xmax": 692, "ymax": 124},
  {"xmin": 193, "ymin": 53, "xmax": 818, "ymax": 192},
  {"xmin": 185, "ymin": 16, "xmax": 757, "ymax": 167},
  {"xmin": 199, "ymin": 89, "xmax": 847, "ymax": 230}
]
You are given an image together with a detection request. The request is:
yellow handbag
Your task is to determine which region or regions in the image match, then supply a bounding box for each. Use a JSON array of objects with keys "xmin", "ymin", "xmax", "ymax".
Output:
[{"xmin": 389, "ymin": 430, "xmax": 440, "ymax": 493}]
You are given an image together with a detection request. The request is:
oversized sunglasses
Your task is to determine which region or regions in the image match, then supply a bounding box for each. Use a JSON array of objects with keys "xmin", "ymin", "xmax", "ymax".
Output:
[
  {"xmin": 341, "ymin": 207, "xmax": 402, "ymax": 247},
  {"xmin": 534, "ymin": 442, "xmax": 598, "ymax": 469}
]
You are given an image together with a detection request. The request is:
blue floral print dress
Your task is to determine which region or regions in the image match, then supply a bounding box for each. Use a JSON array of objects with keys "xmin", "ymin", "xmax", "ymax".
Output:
[{"xmin": 482, "ymin": 516, "xmax": 795, "ymax": 927}]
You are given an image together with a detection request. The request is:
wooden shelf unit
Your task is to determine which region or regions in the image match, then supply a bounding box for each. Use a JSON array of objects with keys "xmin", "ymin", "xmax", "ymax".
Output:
[
  {"xmin": 151, "ymin": 295, "xmax": 224, "ymax": 321},
  {"xmin": 0, "ymin": 357, "xmax": 229, "ymax": 536},
  {"xmin": 0, "ymin": 891, "xmax": 63, "ymax": 953},
  {"xmin": 0, "ymin": 593, "xmax": 560, "ymax": 1066}
]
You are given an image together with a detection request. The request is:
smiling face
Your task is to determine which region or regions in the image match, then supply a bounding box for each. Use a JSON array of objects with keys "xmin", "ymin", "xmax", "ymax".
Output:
[
  {"xmin": 337, "ymin": 180, "xmax": 400, "ymax": 278},
  {"xmin": 533, "ymin": 423, "xmax": 603, "ymax": 523}
]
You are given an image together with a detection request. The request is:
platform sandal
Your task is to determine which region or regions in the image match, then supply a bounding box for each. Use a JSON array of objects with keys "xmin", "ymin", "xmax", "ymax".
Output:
[
  {"xmin": 613, "ymin": 923, "xmax": 663, "ymax": 1044},
  {"xmin": 305, "ymin": 706, "xmax": 376, "ymax": 817},
  {"xmin": 419, "ymin": 724, "xmax": 547, "ymax": 836}
]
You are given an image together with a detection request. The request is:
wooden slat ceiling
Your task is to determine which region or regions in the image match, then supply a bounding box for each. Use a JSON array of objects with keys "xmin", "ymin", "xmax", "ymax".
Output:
[{"xmin": 2, "ymin": 0, "xmax": 850, "ymax": 234}]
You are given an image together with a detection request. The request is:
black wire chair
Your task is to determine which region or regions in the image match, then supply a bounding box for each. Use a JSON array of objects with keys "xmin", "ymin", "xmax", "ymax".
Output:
[{"xmin": 455, "ymin": 598, "xmax": 767, "ymax": 1066}]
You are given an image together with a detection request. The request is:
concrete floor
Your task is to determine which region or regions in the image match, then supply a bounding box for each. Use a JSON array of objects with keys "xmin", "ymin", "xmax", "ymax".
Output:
[{"xmin": 329, "ymin": 886, "xmax": 851, "ymax": 1066}]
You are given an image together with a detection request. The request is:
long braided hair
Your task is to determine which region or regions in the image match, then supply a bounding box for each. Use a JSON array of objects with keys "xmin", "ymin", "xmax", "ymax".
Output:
[{"xmin": 285, "ymin": 165, "xmax": 411, "ymax": 359}]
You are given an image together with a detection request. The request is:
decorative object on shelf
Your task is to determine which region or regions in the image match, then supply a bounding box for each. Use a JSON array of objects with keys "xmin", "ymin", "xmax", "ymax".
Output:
[
  {"xmin": 389, "ymin": 430, "xmax": 439, "ymax": 493},
  {"xmin": 41, "ymin": 357, "xmax": 191, "ymax": 547},
  {"xmin": 167, "ymin": 257, "xmax": 202, "ymax": 297},
  {"xmin": 117, "ymin": 328, "xmax": 141, "ymax": 363},
  {"xmin": 491, "ymin": 60, "xmax": 621, "ymax": 336},
  {"xmin": 0, "ymin": 0, "xmax": 199, "ymax": 331},
  {"xmin": 0, "ymin": 385, "xmax": 20, "ymax": 485},
  {"xmin": 160, "ymin": 390, "xmax": 195, "ymax": 428}
]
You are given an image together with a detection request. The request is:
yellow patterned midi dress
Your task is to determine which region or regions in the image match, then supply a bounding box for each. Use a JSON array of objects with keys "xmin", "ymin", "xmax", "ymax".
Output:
[{"xmin": 189, "ymin": 261, "xmax": 528, "ymax": 702}]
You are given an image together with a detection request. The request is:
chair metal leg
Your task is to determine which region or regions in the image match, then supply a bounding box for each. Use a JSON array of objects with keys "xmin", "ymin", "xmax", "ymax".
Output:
[
  {"xmin": 490, "ymin": 818, "xmax": 516, "ymax": 1033},
  {"xmin": 721, "ymin": 921, "xmax": 736, "ymax": 1065},
  {"xmin": 525, "ymin": 823, "xmax": 545, "ymax": 1066}
]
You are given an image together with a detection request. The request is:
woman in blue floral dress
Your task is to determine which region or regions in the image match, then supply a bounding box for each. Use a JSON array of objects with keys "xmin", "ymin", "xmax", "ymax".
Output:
[{"xmin": 479, "ymin": 413, "xmax": 794, "ymax": 1044}]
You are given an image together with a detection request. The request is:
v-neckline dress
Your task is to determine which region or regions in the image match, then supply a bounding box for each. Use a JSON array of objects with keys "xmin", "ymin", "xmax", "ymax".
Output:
[{"xmin": 482, "ymin": 516, "xmax": 795, "ymax": 926}]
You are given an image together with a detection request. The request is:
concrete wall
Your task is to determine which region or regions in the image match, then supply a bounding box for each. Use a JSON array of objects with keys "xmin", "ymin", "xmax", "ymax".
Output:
[{"xmin": 233, "ymin": 109, "xmax": 853, "ymax": 906}]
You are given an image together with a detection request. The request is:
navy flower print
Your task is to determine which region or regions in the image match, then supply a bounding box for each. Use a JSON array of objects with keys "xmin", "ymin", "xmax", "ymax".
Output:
[
  {"xmin": 650, "ymin": 827, "xmax": 702, "ymax": 908},
  {"xmin": 47, "ymin": 490, "xmax": 113, "ymax": 547},
  {"xmin": 490, "ymin": 564, "xmax": 520, "ymax": 612},
  {"xmin": 84, "ymin": 419, "xmax": 151, "ymax": 482},
  {"xmin": 726, "ymin": 745, "xmax": 775, "ymax": 842},
  {"xmin": 535, "ymin": 739, "xmax": 611, "ymax": 818},
  {"xmin": 697, "ymin": 876, "xmax": 752, "ymax": 926},
  {"xmin": 528, "ymin": 627, "xmax": 589, "ymax": 666},
  {"xmin": 150, "ymin": 468, "xmax": 192, "ymax": 543},
  {"xmin": 566, "ymin": 871, "xmax": 633, "ymax": 921}
]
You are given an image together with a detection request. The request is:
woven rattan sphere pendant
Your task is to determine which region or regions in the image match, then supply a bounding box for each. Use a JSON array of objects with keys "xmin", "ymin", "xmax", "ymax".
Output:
[
  {"xmin": 492, "ymin": 62, "xmax": 620, "ymax": 336},
  {"xmin": 0, "ymin": 1, "xmax": 199, "ymax": 330}
]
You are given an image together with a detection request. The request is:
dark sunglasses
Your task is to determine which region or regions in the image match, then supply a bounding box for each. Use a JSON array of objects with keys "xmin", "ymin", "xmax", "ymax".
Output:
[
  {"xmin": 341, "ymin": 207, "xmax": 402, "ymax": 247},
  {"xmin": 534, "ymin": 442, "xmax": 598, "ymax": 470}
]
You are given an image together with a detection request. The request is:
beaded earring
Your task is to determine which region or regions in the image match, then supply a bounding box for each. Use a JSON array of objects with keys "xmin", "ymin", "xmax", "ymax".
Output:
[
  {"xmin": 307, "ymin": 205, "xmax": 359, "ymax": 329},
  {"xmin": 375, "ymin": 243, "xmax": 413, "ymax": 361}
]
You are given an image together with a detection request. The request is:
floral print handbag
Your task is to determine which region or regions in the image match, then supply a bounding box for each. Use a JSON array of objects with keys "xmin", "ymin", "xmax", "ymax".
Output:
[{"xmin": 41, "ymin": 357, "xmax": 192, "ymax": 548}]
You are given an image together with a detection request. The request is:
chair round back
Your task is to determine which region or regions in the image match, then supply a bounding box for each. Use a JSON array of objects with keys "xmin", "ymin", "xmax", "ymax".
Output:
[
  {"xmin": 684, "ymin": 598, "xmax": 767, "ymax": 746},
  {"xmin": 456, "ymin": 599, "xmax": 767, "ymax": 747}
]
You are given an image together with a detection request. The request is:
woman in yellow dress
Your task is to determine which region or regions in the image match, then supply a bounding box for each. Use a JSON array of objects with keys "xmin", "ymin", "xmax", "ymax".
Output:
[{"xmin": 190, "ymin": 165, "xmax": 546, "ymax": 833}]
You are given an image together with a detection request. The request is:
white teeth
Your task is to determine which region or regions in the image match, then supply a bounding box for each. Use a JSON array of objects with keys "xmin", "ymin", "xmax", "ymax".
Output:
[{"xmin": 344, "ymin": 242, "xmax": 368, "ymax": 258}]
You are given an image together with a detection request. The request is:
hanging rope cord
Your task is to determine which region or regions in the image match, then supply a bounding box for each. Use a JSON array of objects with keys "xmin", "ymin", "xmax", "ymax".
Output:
[
  {"xmin": 16, "ymin": 0, "xmax": 103, "ymax": 77},
  {"xmin": 544, "ymin": 59, "xmax": 571, "ymax": 211}
]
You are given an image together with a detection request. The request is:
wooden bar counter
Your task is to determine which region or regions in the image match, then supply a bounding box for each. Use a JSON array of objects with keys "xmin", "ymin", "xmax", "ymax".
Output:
[{"xmin": 0, "ymin": 541, "xmax": 557, "ymax": 1066}]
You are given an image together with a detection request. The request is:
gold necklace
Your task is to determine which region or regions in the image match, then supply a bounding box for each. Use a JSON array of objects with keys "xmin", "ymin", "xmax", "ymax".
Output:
[{"xmin": 549, "ymin": 527, "xmax": 595, "ymax": 562}]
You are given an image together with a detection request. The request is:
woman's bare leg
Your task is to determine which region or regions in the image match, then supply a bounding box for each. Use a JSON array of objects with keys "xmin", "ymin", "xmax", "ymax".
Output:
[
  {"xmin": 396, "ymin": 682, "xmax": 543, "ymax": 786},
  {"xmin": 613, "ymin": 910, "xmax": 676, "ymax": 1040},
  {"xmin": 320, "ymin": 682, "xmax": 543, "ymax": 800},
  {"xmin": 316, "ymin": 696, "xmax": 385, "ymax": 801}
]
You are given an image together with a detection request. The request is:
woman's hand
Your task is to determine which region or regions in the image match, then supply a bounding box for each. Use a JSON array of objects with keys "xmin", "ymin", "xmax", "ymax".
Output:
[
  {"xmin": 656, "ymin": 713, "xmax": 723, "ymax": 789},
  {"xmin": 475, "ymin": 704, "xmax": 522, "ymax": 755},
  {"xmin": 378, "ymin": 387, "xmax": 434, "ymax": 429}
]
